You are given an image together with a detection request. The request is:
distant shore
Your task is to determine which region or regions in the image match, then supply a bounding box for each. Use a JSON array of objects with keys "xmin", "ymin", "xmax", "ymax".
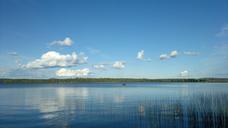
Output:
[{"xmin": 0, "ymin": 78, "xmax": 228, "ymax": 84}]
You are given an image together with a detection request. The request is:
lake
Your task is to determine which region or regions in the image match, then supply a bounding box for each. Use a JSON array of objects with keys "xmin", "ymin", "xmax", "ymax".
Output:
[{"xmin": 0, "ymin": 83, "xmax": 227, "ymax": 128}]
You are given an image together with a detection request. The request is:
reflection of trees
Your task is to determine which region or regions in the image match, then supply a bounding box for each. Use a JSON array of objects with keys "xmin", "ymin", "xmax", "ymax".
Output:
[{"xmin": 135, "ymin": 93, "xmax": 228, "ymax": 128}]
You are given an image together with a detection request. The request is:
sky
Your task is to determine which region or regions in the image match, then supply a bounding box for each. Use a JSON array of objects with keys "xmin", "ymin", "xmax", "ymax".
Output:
[{"xmin": 0, "ymin": 0, "xmax": 228, "ymax": 79}]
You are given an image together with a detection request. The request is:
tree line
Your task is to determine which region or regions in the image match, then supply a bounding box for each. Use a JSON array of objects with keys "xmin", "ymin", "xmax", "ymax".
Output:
[{"xmin": 0, "ymin": 78, "xmax": 228, "ymax": 84}]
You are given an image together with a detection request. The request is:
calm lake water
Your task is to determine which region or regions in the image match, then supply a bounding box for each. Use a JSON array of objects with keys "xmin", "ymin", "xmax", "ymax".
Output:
[{"xmin": 0, "ymin": 83, "xmax": 227, "ymax": 128}]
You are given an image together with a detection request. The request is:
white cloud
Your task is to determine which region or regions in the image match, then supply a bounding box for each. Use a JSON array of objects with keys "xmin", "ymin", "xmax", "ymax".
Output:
[
  {"xmin": 56, "ymin": 68, "xmax": 90, "ymax": 77},
  {"xmin": 93, "ymin": 64, "xmax": 106, "ymax": 70},
  {"xmin": 180, "ymin": 70, "xmax": 188, "ymax": 77},
  {"xmin": 216, "ymin": 24, "xmax": 228, "ymax": 36},
  {"xmin": 183, "ymin": 51, "xmax": 200, "ymax": 56},
  {"xmin": 160, "ymin": 50, "xmax": 178, "ymax": 60},
  {"xmin": 159, "ymin": 54, "xmax": 169, "ymax": 60},
  {"xmin": 137, "ymin": 50, "xmax": 144, "ymax": 60},
  {"xmin": 50, "ymin": 37, "xmax": 73, "ymax": 46},
  {"xmin": 112, "ymin": 61, "xmax": 125, "ymax": 69},
  {"xmin": 24, "ymin": 51, "xmax": 88, "ymax": 69},
  {"xmin": 137, "ymin": 50, "xmax": 152, "ymax": 62},
  {"xmin": 169, "ymin": 50, "xmax": 178, "ymax": 58}
]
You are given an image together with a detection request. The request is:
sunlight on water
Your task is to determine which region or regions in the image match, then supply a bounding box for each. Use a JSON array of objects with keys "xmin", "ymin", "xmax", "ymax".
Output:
[{"xmin": 0, "ymin": 83, "xmax": 227, "ymax": 128}]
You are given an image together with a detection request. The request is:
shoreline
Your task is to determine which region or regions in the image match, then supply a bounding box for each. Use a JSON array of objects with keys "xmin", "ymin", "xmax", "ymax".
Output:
[{"xmin": 1, "ymin": 78, "xmax": 228, "ymax": 84}]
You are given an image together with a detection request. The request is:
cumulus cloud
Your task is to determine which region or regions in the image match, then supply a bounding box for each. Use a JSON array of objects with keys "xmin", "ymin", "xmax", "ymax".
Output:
[
  {"xmin": 160, "ymin": 50, "xmax": 178, "ymax": 60},
  {"xmin": 169, "ymin": 50, "xmax": 178, "ymax": 58},
  {"xmin": 56, "ymin": 68, "xmax": 90, "ymax": 77},
  {"xmin": 180, "ymin": 70, "xmax": 189, "ymax": 77},
  {"xmin": 50, "ymin": 37, "xmax": 73, "ymax": 46},
  {"xmin": 136, "ymin": 50, "xmax": 152, "ymax": 62},
  {"xmin": 160, "ymin": 50, "xmax": 199, "ymax": 60},
  {"xmin": 93, "ymin": 64, "xmax": 106, "ymax": 70},
  {"xmin": 137, "ymin": 50, "xmax": 144, "ymax": 60},
  {"xmin": 216, "ymin": 24, "xmax": 228, "ymax": 36},
  {"xmin": 183, "ymin": 51, "xmax": 200, "ymax": 56},
  {"xmin": 112, "ymin": 61, "xmax": 125, "ymax": 69},
  {"xmin": 160, "ymin": 54, "xmax": 169, "ymax": 60},
  {"xmin": 24, "ymin": 51, "xmax": 88, "ymax": 69}
]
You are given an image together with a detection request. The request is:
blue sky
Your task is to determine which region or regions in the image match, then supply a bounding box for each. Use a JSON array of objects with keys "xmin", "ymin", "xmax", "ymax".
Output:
[{"xmin": 0, "ymin": 0, "xmax": 228, "ymax": 78}]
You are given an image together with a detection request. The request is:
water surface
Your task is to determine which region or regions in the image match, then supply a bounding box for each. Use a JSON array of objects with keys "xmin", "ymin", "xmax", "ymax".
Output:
[{"xmin": 0, "ymin": 83, "xmax": 227, "ymax": 128}]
